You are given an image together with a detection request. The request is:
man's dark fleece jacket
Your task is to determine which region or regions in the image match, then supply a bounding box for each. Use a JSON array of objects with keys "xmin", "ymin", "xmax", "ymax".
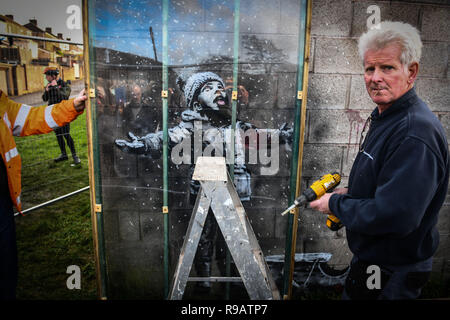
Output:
[{"xmin": 329, "ymin": 87, "xmax": 449, "ymax": 267}]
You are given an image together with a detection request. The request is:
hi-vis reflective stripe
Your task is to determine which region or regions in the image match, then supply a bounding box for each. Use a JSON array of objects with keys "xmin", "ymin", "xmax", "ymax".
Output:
[
  {"xmin": 5, "ymin": 147, "xmax": 18, "ymax": 162},
  {"xmin": 44, "ymin": 105, "xmax": 59, "ymax": 129},
  {"xmin": 3, "ymin": 112, "xmax": 11, "ymax": 129},
  {"xmin": 12, "ymin": 104, "xmax": 31, "ymax": 136}
]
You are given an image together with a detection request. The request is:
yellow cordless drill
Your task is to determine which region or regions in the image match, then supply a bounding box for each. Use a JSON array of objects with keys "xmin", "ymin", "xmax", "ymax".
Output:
[{"xmin": 281, "ymin": 172, "xmax": 344, "ymax": 231}]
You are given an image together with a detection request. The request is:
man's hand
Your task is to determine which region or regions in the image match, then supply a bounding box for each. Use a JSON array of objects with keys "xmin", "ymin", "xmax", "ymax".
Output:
[
  {"xmin": 46, "ymin": 80, "xmax": 58, "ymax": 91},
  {"xmin": 309, "ymin": 188, "xmax": 347, "ymax": 215},
  {"xmin": 309, "ymin": 193, "xmax": 333, "ymax": 215},
  {"xmin": 74, "ymin": 89, "xmax": 87, "ymax": 112}
]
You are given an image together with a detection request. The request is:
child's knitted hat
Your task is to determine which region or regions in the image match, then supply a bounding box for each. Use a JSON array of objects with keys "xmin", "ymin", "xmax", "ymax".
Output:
[{"xmin": 177, "ymin": 72, "xmax": 225, "ymax": 108}]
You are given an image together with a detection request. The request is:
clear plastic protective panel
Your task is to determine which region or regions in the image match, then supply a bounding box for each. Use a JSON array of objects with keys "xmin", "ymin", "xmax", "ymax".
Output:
[{"xmin": 88, "ymin": 0, "xmax": 302, "ymax": 299}]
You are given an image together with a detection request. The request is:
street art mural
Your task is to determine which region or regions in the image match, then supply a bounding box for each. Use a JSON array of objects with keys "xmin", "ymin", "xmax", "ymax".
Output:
[{"xmin": 115, "ymin": 71, "xmax": 293, "ymax": 292}]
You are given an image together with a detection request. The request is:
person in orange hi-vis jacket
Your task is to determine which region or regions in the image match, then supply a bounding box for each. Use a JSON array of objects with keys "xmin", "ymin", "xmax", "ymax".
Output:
[{"xmin": 0, "ymin": 88, "xmax": 87, "ymax": 299}]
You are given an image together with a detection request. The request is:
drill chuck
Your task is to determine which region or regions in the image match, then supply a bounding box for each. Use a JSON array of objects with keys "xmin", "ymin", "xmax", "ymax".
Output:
[
  {"xmin": 280, "ymin": 172, "xmax": 344, "ymax": 231},
  {"xmin": 294, "ymin": 194, "xmax": 307, "ymax": 207}
]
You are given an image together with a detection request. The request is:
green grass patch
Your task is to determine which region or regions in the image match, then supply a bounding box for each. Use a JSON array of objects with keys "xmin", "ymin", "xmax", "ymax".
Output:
[
  {"xmin": 14, "ymin": 112, "xmax": 97, "ymax": 300},
  {"xmin": 16, "ymin": 112, "xmax": 89, "ymax": 207}
]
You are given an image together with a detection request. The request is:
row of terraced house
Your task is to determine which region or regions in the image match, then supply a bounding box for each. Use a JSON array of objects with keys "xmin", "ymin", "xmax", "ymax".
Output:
[{"xmin": 0, "ymin": 14, "xmax": 84, "ymax": 97}]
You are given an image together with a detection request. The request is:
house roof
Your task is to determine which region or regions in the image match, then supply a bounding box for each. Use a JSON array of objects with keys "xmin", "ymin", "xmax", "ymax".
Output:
[{"xmin": 0, "ymin": 15, "xmax": 27, "ymax": 29}]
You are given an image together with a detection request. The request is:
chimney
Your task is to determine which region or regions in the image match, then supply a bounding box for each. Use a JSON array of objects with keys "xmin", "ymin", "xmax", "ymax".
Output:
[
  {"xmin": 5, "ymin": 15, "xmax": 14, "ymax": 21},
  {"xmin": 57, "ymin": 33, "xmax": 63, "ymax": 39},
  {"xmin": 29, "ymin": 19, "xmax": 37, "ymax": 26},
  {"xmin": 45, "ymin": 27, "xmax": 52, "ymax": 34}
]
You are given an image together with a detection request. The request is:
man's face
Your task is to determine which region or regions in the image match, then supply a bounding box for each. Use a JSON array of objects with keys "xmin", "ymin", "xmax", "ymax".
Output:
[
  {"xmin": 197, "ymin": 81, "xmax": 227, "ymax": 111},
  {"xmin": 363, "ymin": 44, "xmax": 414, "ymax": 111},
  {"xmin": 131, "ymin": 85, "xmax": 142, "ymax": 102},
  {"xmin": 45, "ymin": 74, "xmax": 55, "ymax": 83}
]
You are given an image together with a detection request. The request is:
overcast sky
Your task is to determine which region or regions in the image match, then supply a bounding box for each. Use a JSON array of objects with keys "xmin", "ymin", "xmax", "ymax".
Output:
[{"xmin": 1, "ymin": 0, "xmax": 83, "ymax": 43}]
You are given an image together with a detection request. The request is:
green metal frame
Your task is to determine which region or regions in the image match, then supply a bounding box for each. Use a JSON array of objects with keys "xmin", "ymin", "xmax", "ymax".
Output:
[
  {"xmin": 225, "ymin": 0, "xmax": 241, "ymax": 300},
  {"xmin": 83, "ymin": 0, "xmax": 108, "ymax": 299},
  {"xmin": 282, "ymin": 0, "xmax": 311, "ymax": 299},
  {"xmin": 162, "ymin": 0, "xmax": 170, "ymax": 299},
  {"xmin": 230, "ymin": 0, "xmax": 240, "ymax": 179},
  {"xmin": 85, "ymin": 0, "xmax": 311, "ymax": 300}
]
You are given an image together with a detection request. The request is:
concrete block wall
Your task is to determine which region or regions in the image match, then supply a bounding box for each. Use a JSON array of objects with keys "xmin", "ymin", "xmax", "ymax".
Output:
[{"xmin": 305, "ymin": 0, "xmax": 450, "ymax": 273}]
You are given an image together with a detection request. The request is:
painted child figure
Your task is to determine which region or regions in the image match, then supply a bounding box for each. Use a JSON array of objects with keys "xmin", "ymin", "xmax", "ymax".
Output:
[{"xmin": 115, "ymin": 72, "xmax": 292, "ymax": 292}]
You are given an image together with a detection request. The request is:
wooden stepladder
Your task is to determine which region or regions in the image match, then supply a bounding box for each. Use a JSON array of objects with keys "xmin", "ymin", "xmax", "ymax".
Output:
[{"xmin": 169, "ymin": 157, "xmax": 280, "ymax": 300}]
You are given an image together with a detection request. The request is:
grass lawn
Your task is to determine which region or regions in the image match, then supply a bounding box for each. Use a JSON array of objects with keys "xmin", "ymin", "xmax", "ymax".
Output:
[{"xmin": 14, "ymin": 111, "xmax": 97, "ymax": 300}]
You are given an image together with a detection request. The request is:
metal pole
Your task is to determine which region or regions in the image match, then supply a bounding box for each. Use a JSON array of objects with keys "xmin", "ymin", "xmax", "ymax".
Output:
[
  {"xmin": 282, "ymin": 0, "xmax": 312, "ymax": 300},
  {"xmin": 230, "ymin": 0, "xmax": 240, "ymax": 167},
  {"xmin": 15, "ymin": 186, "xmax": 90, "ymax": 216},
  {"xmin": 149, "ymin": 27, "xmax": 158, "ymax": 62},
  {"xmin": 82, "ymin": 0, "xmax": 108, "ymax": 300},
  {"xmin": 0, "ymin": 32, "xmax": 83, "ymax": 45},
  {"xmin": 225, "ymin": 0, "xmax": 240, "ymax": 300},
  {"xmin": 162, "ymin": 0, "xmax": 170, "ymax": 299},
  {"xmin": 290, "ymin": 0, "xmax": 312, "ymax": 299}
]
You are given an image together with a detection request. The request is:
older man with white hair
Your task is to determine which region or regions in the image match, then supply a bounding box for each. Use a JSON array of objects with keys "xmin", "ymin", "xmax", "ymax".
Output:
[{"xmin": 310, "ymin": 21, "xmax": 449, "ymax": 299}]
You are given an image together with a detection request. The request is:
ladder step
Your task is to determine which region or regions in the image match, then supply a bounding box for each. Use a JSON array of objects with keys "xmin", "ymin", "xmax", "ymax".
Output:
[
  {"xmin": 188, "ymin": 277, "xmax": 243, "ymax": 283},
  {"xmin": 169, "ymin": 158, "xmax": 280, "ymax": 300}
]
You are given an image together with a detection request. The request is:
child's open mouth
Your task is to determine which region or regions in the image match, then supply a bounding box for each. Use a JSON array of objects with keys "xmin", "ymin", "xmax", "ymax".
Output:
[{"xmin": 215, "ymin": 96, "xmax": 227, "ymax": 106}]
